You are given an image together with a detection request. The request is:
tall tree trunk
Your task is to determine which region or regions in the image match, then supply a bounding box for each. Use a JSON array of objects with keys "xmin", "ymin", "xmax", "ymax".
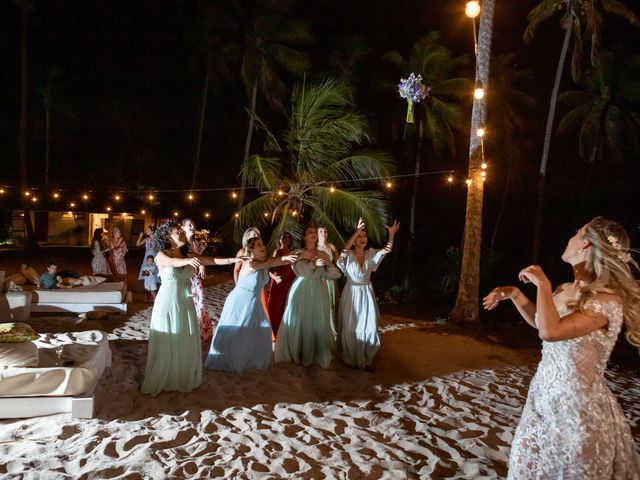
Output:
[
  {"xmin": 191, "ymin": 55, "xmax": 211, "ymax": 191},
  {"xmin": 532, "ymin": 11, "xmax": 573, "ymax": 262},
  {"xmin": 18, "ymin": 5, "xmax": 37, "ymax": 251},
  {"xmin": 238, "ymin": 80, "xmax": 258, "ymax": 209},
  {"xmin": 451, "ymin": 0, "xmax": 495, "ymax": 322},
  {"xmin": 490, "ymin": 151, "xmax": 513, "ymax": 249},
  {"xmin": 44, "ymin": 97, "xmax": 50, "ymax": 186},
  {"xmin": 404, "ymin": 119, "xmax": 423, "ymax": 289}
]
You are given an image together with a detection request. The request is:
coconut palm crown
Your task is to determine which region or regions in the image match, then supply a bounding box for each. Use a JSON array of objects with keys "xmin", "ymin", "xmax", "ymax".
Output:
[{"xmin": 235, "ymin": 78, "xmax": 395, "ymax": 246}]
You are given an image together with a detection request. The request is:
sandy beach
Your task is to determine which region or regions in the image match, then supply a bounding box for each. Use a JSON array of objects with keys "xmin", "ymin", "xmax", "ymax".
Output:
[{"xmin": 1, "ymin": 280, "xmax": 639, "ymax": 479}]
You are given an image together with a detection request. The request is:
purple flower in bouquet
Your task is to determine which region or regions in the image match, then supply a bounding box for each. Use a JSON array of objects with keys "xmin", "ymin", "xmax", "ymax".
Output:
[{"xmin": 397, "ymin": 73, "xmax": 428, "ymax": 123}]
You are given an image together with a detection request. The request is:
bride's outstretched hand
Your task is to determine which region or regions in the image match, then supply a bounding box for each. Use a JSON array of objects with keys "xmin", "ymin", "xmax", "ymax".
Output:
[
  {"xmin": 483, "ymin": 286, "xmax": 518, "ymax": 310},
  {"xmin": 385, "ymin": 220, "xmax": 400, "ymax": 236},
  {"xmin": 518, "ymin": 265, "xmax": 550, "ymax": 288}
]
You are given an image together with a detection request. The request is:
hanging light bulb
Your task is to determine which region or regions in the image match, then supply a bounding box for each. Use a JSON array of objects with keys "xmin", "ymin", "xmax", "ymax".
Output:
[
  {"xmin": 70, "ymin": 202, "xmax": 76, "ymax": 208},
  {"xmin": 465, "ymin": 1, "xmax": 481, "ymax": 18},
  {"xmin": 477, "ymin": 127, "xmax": 485, "ymax": 138},
  {"xmin": 447, "ymin": 175, "xmax": 454, "ymax": 183},
  {"xmin": 114, "ymin": 194, "xmax": 121, "ymax": 201},
  {"xmin": 204, "ymin": 212, "xmax": 210, "ymax": 218},
  {"xmin": 31, "ymin": 197, "xmax": 37, "ymax": 203},
  {"xmin": 188, "ymin": 193, "xmax": 194, "ymax": 201},
  {"xmin": 466, "ymin": 179, "xmax": 472, "ymax": 186},
  {"xmin": 277, "ymin": 189, "xmax": 284, "ymax": 196},
  {"xmin": 292, "ymin": 210, "xmax": 298, "ymax": 217},
  {"xmin": 264, "ymin": 212, "xmax": 269, "ymax": 217},
  {"xmin": 0, "ymin": 188, "xmax": 5, "ymax": 194},
  {"xmin": 82, "ymin": 194, "xmax": 89, "ymax": 200},
  {"xmin": 232, "ymin": 192, "xmax": 238, "ymax": 199},
  {"xmin": 24, "ymin": 191, "xmax": 30, "ymax": 197},
  {"xmin": 481, "ymin": 162, "xmax": 487, "ymax": 169},
  {"xmin": 234, "ymin": 212, "xmax": 240, "ymax": 218},
  {"xmin": 106, "ymin": 206, "xmax": 112, "ymax": 212},
  {"xmin": 141, "ymin": 209, "xmax": 146, "ymax": 214},
  {"xmin": 148, "ymin": 194, "xmax": 155, "ymax": 201},
  {"xmin": 173, "ymin": 211, "xmax": 179, "ymax": 217},
  {"xmin": 385, "ymin": 181, "xmax": 393, "ymax": 189},
  {"xmin": 329, "ymin": 186, "xmax": 336, "ymax": 193},
  {"xmin": 473, "ymin": 82, "xmax": 485, "ymax": 99}
]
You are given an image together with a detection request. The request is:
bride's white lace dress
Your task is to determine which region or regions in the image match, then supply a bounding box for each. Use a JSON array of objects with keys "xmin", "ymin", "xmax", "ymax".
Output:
[{"xmin": 508, "ymin": 299, "xmax": 640, "ymax": 479}]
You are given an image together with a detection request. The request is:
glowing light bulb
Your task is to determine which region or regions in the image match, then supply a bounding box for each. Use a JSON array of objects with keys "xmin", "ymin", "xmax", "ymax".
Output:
[
  {"xmin": 474, "ymin": 87, "xmax": 485, "ymax": 99},
  {"xmin": 141, "ymin": 209, "xmax": 146, "ymax": 214},
  {"xmin": 82, "ymin": 194, "xmax": 88, "ymax": 200},
  {"xmin": 0, "ymin": 189, "xmax": 4, "ymax": 194},
  {"xmin": 481, "ymin": 162, "xmax": 487, "ymax": 169},
  {"xmin": 386, "ymin": 181, "xmax": 393, "ymax": 189},
  {"xmin": 31, "ymin": 197, "xmax": 37, "ymax": 202},
  {"xmin": 466, "ymin": 179, "xmax": 472, "ymax": 186},
  {"xmin": 53, "ymin": 192, "xmax": 59, "ymax": 199},
  {"xmin": 465, "ymin": 1, "xmax": 480, "ymax": 18},
  {"xmin": 188, "ymin": 194, "xmax": 194, "ymax": 200},
  {"xmin": 107, "ymin": 207, "xmax": 111, "ymax": 212},
  {"xmin": 481, "ymin": 171, "xmax": 487, "ymax": 178},
  {"xmin": 234, "ymin": 213, "xmax": 240, "ymax": 218},
  {"xmin": 148, "ymin": 194, "xmax": 155, "ymax": 201},
  {"xmin": 264, "ymin": 212, "xmax": 269, "ymax": 217},
  {"xmin": 277, "ymin": 190, "xmax": 284, "ymax": 196},
  {"xmin": 477, "ymin": 127, "xmax": 485, "ymax": 138},
  {"xmin": 115, "ymin": 194, "xmax": 121, "ymax": 201},
  {"xmin": 70, "ymin": 202, "xmax": 76, "ymax": 208},
  {"xmin": 173, "ymin": 212, "xmax": 179, "ymax": 217},
  {"xmin": 204, "ymin": 212, "xmax": 210, "ymax": 218},
  {"xmin": 447, "ymin": 176, "xmax": 453, "ymax": 183},
  {"xmin": 232, "ymin": 192, "xmax": 238, "ymax": 199},
  {"xmin": 292, "ymin": 210, "xmax": 298, "ymax": 217},
  {"xmin": 24, "ymin": 191, "xmax": 30, "ymax": 197},
  {"xmin": 329, "ymin": 186, "xmax": 336, "ymax": 193}
]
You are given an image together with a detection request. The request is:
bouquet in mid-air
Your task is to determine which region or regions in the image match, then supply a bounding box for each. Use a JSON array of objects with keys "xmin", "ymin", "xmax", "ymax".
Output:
[{"xmin": 397, "ymin": 73, "xmax": 429, "ymax": 123}]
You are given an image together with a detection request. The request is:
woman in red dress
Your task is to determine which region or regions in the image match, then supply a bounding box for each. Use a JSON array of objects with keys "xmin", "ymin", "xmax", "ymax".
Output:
[{"xmin": 267, "ymin": 231, "xmax": 295, "ymax": 335}]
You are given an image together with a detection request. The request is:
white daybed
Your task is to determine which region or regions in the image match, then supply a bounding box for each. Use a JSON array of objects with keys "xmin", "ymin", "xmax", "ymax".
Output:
[
  {"xmin": 29, "ymin": 282, "xmax": 130, "ymax": 314},
  {"xmin": 0, "ymin": 330, "xmax": 111, "ymax": 419}
]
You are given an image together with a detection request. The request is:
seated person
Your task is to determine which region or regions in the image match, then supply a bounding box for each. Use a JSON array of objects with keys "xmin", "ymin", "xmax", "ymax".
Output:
[{"xmin": 37, "ymin": 264, "xmax": 72, "ymax": 289}]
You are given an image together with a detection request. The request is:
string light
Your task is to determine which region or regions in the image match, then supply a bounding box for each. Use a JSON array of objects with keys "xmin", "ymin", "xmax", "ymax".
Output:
[
  {"xmin": 106, "ymin": 207, "xmax": 111, "ymax": 212},
  {"xmin": 231, "ymin": 192, "xmax": 238, "ymax": 199},
  {"xmin": 204, "ymin": 212, "xmax": 210, "ymax": 218},
  {"xmin": 234, "ymin": 212, "xmax": 240, "ymax": 218},
  {"xmin": 292, "ymin": 210, "xmax": 298, "ymax": 217},
  {"xmin": 173, "ymin": 211, "xmax": 179, "ymax": 217},
  {"xmin": 31, "ymin": 197, "xmax": 37, "ymax": 203},
  {"xmin": 447, "ymin": 175, "xmax": 454, "ymax": 183},
  {"xmin": 0, "ymin": 188, "xmax": 5, "ymax": 194},
  {"xmin": 114, "ymin": 194, "xmax": 121, "ymax": 201},
  {"xmin": 277, "ymin": 190, "xmax": 284, "ymax": 196},
  {"xmin": 465, "ymin": 1, "xmax": 480, "ymax": 18},
  {"xmin": 466, "ymin": 179, "xmax": 472, "ymax": 186},
  {"xmin": 481, "ymin": 162, "xmax": 487, "ymax": 170},
  {"xmin": 473, "ymin": 82, "xmax": 485, "ymax": 99},
  {"xmin": 82, "ymin": 194, "xmax": 89, "ymax": 200},
  {"xmin": 148, "ymin": 194, "xmax": 155, "ymax": 201},
  {"xmin": 476, "ymin": 127, "xmax": 485, "ymax": 138},
  {"xmin": 263, "ymin": 212, "xmax": 269, "ymax": 217},
  {"xmin": 385, "ymin": 181, "xmax": 393, "ymax": 189},
  {"xmin": 70, "ymin": 202, "xmax": 76, "ymax": 208},
  {"xmin": 141, "ymin": 209, "xmax": 146, "ymax": 214},
  {"xmin": 24, "ymin": 191, "xmax": 30, "ymax": 197},
  {"xmin": 188, "ymin": 193, "xmax": 194, "ymax": 201}
]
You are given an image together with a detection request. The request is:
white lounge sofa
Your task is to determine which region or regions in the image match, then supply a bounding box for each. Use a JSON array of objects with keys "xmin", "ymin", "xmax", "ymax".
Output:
[
  {"xmin": 0, "ymin": 330, "xmax": 111, "ymax": 419},
  {"xmin": 28, "ymin": 281, "xmax": 130, "ymax": 314}
]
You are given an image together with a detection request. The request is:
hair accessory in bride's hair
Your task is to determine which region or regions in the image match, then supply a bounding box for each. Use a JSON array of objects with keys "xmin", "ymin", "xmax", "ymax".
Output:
[{"xmin": 606, "ymin": 235, "xmax": 632, "ymax": 263}]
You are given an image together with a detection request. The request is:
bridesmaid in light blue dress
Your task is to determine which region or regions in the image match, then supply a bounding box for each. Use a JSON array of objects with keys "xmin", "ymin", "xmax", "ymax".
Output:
[
  {"xmin": 337, "ymin": 218, "xmax": 399, "ymax": 369},
  {"xmin": 206, "ymin": 237, "xmax": 297, "ymax": 373},
  {"xmin": 274, "ymin": 226, "xmax": 341, "ymax": 368},
  {"xmin": 141, "ymin": 220, "xmax": 240, "ymax": 397}
]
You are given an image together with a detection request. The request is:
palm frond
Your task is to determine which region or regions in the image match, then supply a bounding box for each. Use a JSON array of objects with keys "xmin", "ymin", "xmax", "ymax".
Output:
[
  {"xmin": 234, "ymin": 194, "xmax": 279, "ymax": 237},
  {"xmin": 524, "ymin": 0, "xmax": 563, "ymax": 44},
  {"xmin": 241, "ymin": 155, "xmax": 282, "ymax": 189},
  {"xmin": 602, "ymin": 0, "xmax": 640, "ymax": 26}
]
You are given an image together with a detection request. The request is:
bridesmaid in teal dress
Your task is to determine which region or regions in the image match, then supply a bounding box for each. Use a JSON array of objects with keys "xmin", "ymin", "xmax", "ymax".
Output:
[
  {"xmin": 337, "ymin": 218, "xmax": 399, "ymax": 369},
  {"xmin": 141, "ymin": 220, "xmax": 240, "ymax": 397},
  {"xmin": 205, "ymin": 237, "xmax": 298, "ymax": 373},
  {"xmin": 274, "ymin": 226, "xmax": 341, "ymax": 368}
]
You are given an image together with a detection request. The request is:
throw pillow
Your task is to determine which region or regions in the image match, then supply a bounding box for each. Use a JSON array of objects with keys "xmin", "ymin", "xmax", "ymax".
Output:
[
  {"xmin": 0, "ymin": 341, "xmax": 38, "ymax": 368},
  {"xmin": 0, "ymin": 322, "xmax": 39, "ymax": 343}
]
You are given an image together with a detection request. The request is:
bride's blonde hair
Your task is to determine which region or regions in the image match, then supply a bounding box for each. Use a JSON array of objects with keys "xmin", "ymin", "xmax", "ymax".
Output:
[{"xmin": 572, "ymin": 217, "xmax": 640, "ymax": 348}]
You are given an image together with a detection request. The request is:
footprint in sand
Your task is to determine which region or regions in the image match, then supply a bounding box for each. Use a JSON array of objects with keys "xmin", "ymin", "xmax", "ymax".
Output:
[
  {"xmin": 151, "ymin": 428, "xmax": 197, "ymax": 450},
  {"xmin": 103, "ymin": 441, "xmax": 118, "ymax": 459},
  {"xmin": 123, "ymin": 434, "xmax": 151, "ymax": 451}
]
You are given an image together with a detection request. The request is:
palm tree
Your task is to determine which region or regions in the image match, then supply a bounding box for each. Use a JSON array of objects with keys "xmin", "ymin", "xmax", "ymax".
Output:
[
  {"xmin": 222, "ymin": 0, "xmax": 312, "ymax": 208},
  {"xmin": 557, "ymin": 52, "xmax": 640, "ymax": 164},
  {"xmin": 236, "ymin": 79, "xmax": 394, "ymax": 245},
  {"xmin": 525, "ymin": 0, "xmax": 639, "ymax": 260},
  {"xmin": 486, "ymin": 53, "xmax": 536, "ymax": 248},
  {"xmin": 14, "ymin": 0, "xmax": 37, "ymax": 251},
  {"xmin": 384, "ymin": 32, "xmax": 471, "ymax": 286},
  {"xmin": 451, "ymin": 0, "xmax": 495, "ymax": 322}
]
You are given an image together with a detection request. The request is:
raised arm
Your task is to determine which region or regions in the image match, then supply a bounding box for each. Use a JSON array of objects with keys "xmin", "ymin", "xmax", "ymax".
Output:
[
  {"xmin": 249, "ymin": 253, "xmax": 298, "ymax": 271},
  {"xmin": 135, "ymin": 232, "xmax": 146, "ymax": 247},
  {"xmin": 518, "ymin": 265, "xmax": 610, "ymax": 341},
  {"xmin": 343, "ymin": 218, "xmax": 366, "ymax": 252},
  {"xmin": 483, "ymin": 286, "xmax": 537, "ymax": 328},
  {"xmin": 155, "ymin": 250, "xmax": 201, "ymax": 270},
  {"xmin": 198, "ymin": 255, "xmax": 242, "ymax": 267},
  {"xmin": 384, "ymin": 220, "xmax": 400, "ymax": 252}
]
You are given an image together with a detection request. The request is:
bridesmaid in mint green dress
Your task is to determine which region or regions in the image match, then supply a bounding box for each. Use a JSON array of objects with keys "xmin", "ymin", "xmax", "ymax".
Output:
[
  {"xmin": 141, "ymin": 221, "xmax": 240, "ymax": 397},
  {"xmin": 274, "ymin": 226, "xmax": 341, "ymax": 368},
  {"xmin": 206, "ymin": 237, "xmax": 297, "ymax": 373}
]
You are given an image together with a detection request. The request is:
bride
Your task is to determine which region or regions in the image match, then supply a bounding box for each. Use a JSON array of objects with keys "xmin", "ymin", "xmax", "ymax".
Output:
[{"xmin": 484, "ymin": 217, "xmax": 640, "ymax": 479}]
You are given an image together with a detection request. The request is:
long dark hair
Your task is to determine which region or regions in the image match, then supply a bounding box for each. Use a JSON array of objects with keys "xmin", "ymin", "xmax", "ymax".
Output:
[
  {"xmin": 92, "ymin": 228, "xmax": 104, "ymax": 248},
  {"xmin": 154, "ymin": 220, "xmax": 188, "ymax": 257}
]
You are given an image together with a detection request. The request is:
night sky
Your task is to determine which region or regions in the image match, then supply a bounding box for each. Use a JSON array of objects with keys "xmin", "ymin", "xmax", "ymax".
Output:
[{"xmin": 1, "ymin": 0, "xmax": 640, "ymax": 272}]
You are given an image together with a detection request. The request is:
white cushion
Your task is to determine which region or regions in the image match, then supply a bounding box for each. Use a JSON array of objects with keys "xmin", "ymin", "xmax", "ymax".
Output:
[{"xmin": 0, "ymin": 341, "xmax": 38, "ymax": 368}]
